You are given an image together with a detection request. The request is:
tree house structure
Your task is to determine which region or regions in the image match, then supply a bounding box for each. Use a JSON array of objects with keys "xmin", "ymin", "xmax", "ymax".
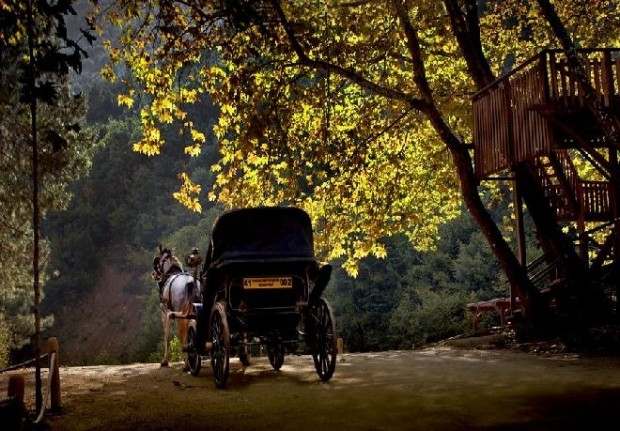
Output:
[{"xmin": 472, "ymin": 48, "xmax": 620, "ymax": 323}]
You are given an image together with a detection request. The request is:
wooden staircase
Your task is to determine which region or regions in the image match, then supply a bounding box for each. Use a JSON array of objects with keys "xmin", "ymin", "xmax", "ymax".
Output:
[
  {"xmin": 472, "ymin": 48, "xmax": 620, "ymax": 318},
  {"xmin": 529, "ymin": 151, "xmax": 612, "ymax": 222}
]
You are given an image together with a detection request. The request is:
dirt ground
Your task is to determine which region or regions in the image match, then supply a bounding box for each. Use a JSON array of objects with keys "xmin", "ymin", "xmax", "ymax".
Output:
[{"xmin": 3, "ymin": 341, "xmax": 620, "ymax": 431}]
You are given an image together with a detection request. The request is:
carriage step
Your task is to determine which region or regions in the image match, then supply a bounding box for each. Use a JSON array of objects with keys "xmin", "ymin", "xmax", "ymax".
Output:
[{"xmin": 167, "ymin": 312, "xmax": 197, "ymax": 320}]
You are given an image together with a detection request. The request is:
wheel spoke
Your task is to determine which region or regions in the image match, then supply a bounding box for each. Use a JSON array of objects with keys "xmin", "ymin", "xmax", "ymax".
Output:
[
  {"xmin": 187, "ymin": 325, "xmax": 201, "ymax": 376},
  {"xmin": 311, "ymin": 298, "xmax": 337, "ymax": 382},
  {"xmin": 209, "ymin": 302, "xmax": 230, "ymax": 388}
]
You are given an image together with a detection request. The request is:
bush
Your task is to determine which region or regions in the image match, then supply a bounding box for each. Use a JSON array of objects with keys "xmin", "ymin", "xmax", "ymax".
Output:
[
  {"xmin": 146, "ymin": 335, "xmax": 183, "ymax": 364},
  {"xmin": 93, "ymin": 349, "xmax": 115, "ymax": 365}
]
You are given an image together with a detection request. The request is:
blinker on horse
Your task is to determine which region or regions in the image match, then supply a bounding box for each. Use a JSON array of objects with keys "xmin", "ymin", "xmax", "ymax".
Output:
[{"xmin": 153, "ymin": 245, "xmax": 202, "ymax": 370}]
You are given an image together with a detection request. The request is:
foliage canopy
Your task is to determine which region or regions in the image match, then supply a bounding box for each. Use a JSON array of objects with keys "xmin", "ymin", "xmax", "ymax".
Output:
[{"xmin": 99, "ymin": 0, "xmax": 619, "ymax": 274}]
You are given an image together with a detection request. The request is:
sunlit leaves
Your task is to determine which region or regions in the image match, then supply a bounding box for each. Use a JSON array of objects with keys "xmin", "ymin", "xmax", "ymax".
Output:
[
  {"xmin": 96, "ymin": 0, "xmax": 469, "ymax": 272},
  {"xmin": 480, "ymin": 0, "xmax": 620, "ymax": 75},
  {"xmin": 117, "ymin": 93, "xmax": 134, "ymax": 108},
  {"xmin": 133, "ymin": 121, "xmax": 162, "ymax": 156},
  {"xmin": 98, "ymin": 0, "xmax": 620, "ymax": 274},
  {"xmin": 173, "ymin": 172, "xmax": 202, "ymax": 213}
]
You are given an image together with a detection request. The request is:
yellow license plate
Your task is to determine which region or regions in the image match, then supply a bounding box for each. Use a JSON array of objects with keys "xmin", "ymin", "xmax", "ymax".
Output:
[{"xmin": 243, "ymin": 277, "xmax": 293, "ymax": 289}]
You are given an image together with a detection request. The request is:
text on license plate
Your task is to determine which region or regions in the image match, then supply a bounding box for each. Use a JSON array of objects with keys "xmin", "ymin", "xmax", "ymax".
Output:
[{"xmin": 243, "ymin": 277, "xmax": 293, "ymax": 289}]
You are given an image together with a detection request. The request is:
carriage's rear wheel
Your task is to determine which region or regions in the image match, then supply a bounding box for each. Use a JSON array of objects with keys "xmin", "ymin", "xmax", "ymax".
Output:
[
  {"xmin": 309, "ymin": 297, "xmax": 337, "ymax": 382},
  {"xmin": 209, "ymin": 301, "xmax": 230, "ymax": 389},
  {"xmin": 267, "ymin": 342, "xmax": 284, "ymax": 370},
  {"xmin": 186, "ymin": 322, "xmax": 201, "ymax": 376}
]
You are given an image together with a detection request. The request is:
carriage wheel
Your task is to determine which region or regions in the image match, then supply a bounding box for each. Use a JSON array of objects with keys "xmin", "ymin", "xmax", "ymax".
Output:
[
  {"xmin": 209, "ymin": 301, "xmax": 230, "ymax": 389},
  {"xmin": 267, "ymin": 342, "xmax": 284, "ymax": 371},
  {"xmin": 310, "ymin": 298, "xmax": 337, "ymax": 381},
  {"xmin": 186, "ymin": 322, "xmax": 201, "ymax": 376},
  {"xmin": 239, "ymin": 344, "xmax": 251, "ymax": 367}
]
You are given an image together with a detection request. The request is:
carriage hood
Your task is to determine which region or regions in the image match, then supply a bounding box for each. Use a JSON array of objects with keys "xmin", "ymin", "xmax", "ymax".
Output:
[{"xmin": 208, "ymin": 207, "xmax": 315, "ymax": 264}]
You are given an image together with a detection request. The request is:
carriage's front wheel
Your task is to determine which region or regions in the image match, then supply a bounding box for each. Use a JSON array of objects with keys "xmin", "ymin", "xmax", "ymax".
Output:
[
  {"xmin": 309, "ymin": 297, "xmax": 337, "ymax": 382},
  {"xmin": 238, "ymin": 344, "xmax": 251, "ymax": 367},
  {"xmin": 186, "ymin": 322, "xmax": 201, "ymax": 376},
  {"xmin": 209, "ymin": 301, "xmax": 230, "ymax": 389}
]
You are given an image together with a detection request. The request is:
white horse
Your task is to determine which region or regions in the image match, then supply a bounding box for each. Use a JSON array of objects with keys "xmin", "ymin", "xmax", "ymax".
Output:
[{"xmin": 153, "ymin": 245, "xmax": 202, "ymax": 370}]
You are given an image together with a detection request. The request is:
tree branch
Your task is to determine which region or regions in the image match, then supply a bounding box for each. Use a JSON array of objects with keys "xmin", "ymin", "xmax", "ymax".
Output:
[
  {"xmin": 443, "ymin": 0, "xmax": 494, "ymax": 89},
  {"xmin": 390, "ymin": 0, "xmax": 433, "ymax": 104},
  {"xmin": 269, "ymin": 0, "xmax": 429, "ymax": 112}
]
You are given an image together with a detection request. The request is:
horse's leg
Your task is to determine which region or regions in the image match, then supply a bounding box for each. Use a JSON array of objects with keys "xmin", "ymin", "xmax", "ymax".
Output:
[
  {"xmin": 161, "ymin": 309, "xmax": 170, "ymax": 367},
  {"xmin": 179, "ymin": 304, "xmax": 190, "ymax": 372}
]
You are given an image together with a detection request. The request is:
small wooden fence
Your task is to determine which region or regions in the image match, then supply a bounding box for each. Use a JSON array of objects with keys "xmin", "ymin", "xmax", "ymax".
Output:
[{"xmin": 0, "ymin": 338, "xmax": 61, "ymax": 428}]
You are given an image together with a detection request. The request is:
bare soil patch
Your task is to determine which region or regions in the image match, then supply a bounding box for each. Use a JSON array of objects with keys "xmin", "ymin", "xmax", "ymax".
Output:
[{"xmin": 3, "ymin": 347, "xmax": 620, "ymax": 431}]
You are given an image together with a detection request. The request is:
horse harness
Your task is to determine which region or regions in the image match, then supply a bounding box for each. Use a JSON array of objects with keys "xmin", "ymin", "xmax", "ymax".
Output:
[{"xmin": 155, "ymin": 251, "xmax": 191, "ymax": 310}]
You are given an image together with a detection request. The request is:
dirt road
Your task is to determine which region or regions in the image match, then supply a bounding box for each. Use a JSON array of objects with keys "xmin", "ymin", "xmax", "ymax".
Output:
[{"xmin": 3, "ymin": 346, "xmax": 620, "ymax": 430}]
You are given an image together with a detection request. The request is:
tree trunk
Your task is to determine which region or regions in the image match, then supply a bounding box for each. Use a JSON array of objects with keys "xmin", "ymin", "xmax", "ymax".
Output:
[
  {"xmin": 26, "ymin": 0, "xmax": 43, "ymax": 412},
  {"xmin": 425, "ymin": 108, "xmax": 547, "ymax": 330},
  {"xmin": 395, "ymin": 0, "xmax": 548, "ymax": 334}
]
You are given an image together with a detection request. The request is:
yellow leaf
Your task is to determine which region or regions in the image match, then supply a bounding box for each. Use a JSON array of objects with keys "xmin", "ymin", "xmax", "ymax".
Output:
[
  {"xmin": 190, "ymin": 128, "xmax": 206, "ymax": 143},
  {"xmin": 184, "ymin": 144, "xmax": 202, "ymax": 157},
  {"xmin": 117, "ymin": 94, "xmax": 134, "ymax": 108}
]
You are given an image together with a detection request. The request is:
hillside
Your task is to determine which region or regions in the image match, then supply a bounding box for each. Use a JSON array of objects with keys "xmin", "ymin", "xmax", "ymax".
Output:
[{"xmin": 50, "ymin": 263, "xmax": 145, "ymax": 364}]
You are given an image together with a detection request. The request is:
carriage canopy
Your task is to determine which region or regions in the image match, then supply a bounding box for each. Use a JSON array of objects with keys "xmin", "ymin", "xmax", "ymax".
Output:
[{"xmin": 209, "ymin": 207, "xmax": 315, "ymax": 264}]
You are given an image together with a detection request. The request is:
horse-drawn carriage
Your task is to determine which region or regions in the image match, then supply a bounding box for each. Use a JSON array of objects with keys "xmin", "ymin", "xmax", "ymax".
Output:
[{"xmin": 183, "ymin": 206, "xmax": 337, "ymax": 388}]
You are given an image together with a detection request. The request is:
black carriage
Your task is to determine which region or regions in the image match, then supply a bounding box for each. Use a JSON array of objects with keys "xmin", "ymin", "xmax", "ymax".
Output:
[{"xmin": 187, "ymin": 207, "xmax": 337, "ymax": 388}]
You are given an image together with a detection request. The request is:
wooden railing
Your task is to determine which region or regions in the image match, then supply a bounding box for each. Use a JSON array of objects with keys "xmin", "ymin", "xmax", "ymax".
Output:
[
  {"xmin": 526, "ymin": 251, "xmax": 560, "ymax": 291},
  {"xmin": 543, "ymin": 180, "xmax": 611, "ymax": 220},
  {"xmin": 531, "ymin": 152, "xmax": 576, "ymax": 219},
  {"xmin": 473, "ymin": 48, "xmax": 620, "ymax": 179},
  {"xmin": 530, "ymin": 151, "xmax": 611, "ymax": 220},
  {"xmin": 582, "ymin": 181, "xmax": 611, "ymax": 218},
  {"xmin": 548, "ymin": 50, "xmax": 620, "ymax": 108}
]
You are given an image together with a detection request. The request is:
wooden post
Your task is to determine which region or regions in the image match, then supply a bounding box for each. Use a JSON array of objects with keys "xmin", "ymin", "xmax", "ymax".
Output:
[
  {"xmin": 337, "ymin": 337, "xmax": 344, "ymax": 355},
  {"xmin": 7, "ymin": 374, "xmax": 25, "ymax": 431},
  {"xmin": 48, "ymin": 337, "xmax": 61, "ymax": 412},
  {"xmin": 610, "ymin": 147, "xmax": 620, "ymax": 320},
  {"xmin": 513, "ymin": 180, "xmax": 527, "ymax": 268},
  {"xmin": 513, "ymin": 179, "xmax": 526, "ymax": 317}
]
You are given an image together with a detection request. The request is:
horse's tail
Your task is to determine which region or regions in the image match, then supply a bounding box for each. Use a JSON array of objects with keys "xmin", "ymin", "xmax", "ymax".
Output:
[{"xmin": 186, "ymin": 277, "xmax": 201, "ymax": 303}]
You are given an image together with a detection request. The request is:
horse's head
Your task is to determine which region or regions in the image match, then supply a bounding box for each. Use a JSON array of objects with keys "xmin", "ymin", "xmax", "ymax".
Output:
[{"xmin": 153, "ymin": 245, "xmax": 183, "ymax": 279}]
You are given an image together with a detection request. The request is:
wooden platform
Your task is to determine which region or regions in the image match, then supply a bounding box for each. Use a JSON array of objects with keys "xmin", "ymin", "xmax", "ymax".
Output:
[
  {"xmin": 471, "ymin": 48, "xmax": 620, "ymax": 320},
  {"xmin": 473, "ymin": 48, "xmax": 620, "ymax": 179}
]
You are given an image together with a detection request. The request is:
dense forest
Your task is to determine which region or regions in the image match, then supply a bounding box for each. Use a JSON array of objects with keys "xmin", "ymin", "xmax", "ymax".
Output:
[
  {"xmin": 36, "ymin": 73, "xmax": 526, "ymax": 363},
  {"xmin": 1, "ymin": 0, "xmax": 618, "ymax": 368},
  {"xmin": 4, "ymin": 53, "xmax": 524, "ymax": 366}
]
